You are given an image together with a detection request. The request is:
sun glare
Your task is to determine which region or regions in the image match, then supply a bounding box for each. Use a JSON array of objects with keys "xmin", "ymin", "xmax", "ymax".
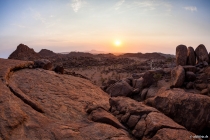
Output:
[{"xmin": 114, "ymin": 40, "xmax": 121, "ymax": 47}]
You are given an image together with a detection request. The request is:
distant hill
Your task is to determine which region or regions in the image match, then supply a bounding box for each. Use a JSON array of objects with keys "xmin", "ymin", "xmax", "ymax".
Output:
[
  {"xmin": 119, "ymin": 52, "xmax": 174, "ymax": 59},
  {"xmin": 8, "ymin": 44, "xmax": 40, "ymax": 61}
]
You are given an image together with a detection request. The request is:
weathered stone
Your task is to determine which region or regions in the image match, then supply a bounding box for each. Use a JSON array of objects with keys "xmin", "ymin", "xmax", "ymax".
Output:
[
  {"xmin": 0, "ymin": 58, "xmax": 132, "ymax": 140},
  {"xmin": 54, "ymin": 65, "xmax": 64, "ymax": 74},
  {"xmin": 132, "ymin": 77, "xmax": 143, "ymax": 90},
  {"xmin": 185, "ymin": 71, "xmax": 196, "ymax": 82},
  {"xmin": 195, "ymin": 44, "xmax": 209, "ymax": 63},
  {"xmin": 176, "ymin": 45, "xmax": 187, "ymax": 66},
  {"xmin": 106, "ymin": 80, "xmax": 133, "ymax": 97},
  {"xmin": 183, "ymin": 65, "xmax": 197, "ymax": 73},
  {"xmin": 34, "ymin": 59, "xmax": 53, "ymax": 70},
  {"xmin": 187, "ymin": 47, "xmax": 196, "ymax": 65},
  {"xmin": 142, "ymin": 71, "xmax": 154, "ymax": 88},
  {"xmin": 145, "ymin": 88, "xmax": 210, "ymax": 134},
  {"xmin": 200, "ymin": 88, "xmax": 208, "ymax": 95},
  {"xmin": 89, "ymin": 108, "xmax": 127, "ymax": 130},
  {"xmin": 110, "ymin": 97, "xmax": 197, "ymax": 140},
  {"xmin": 145, "ymin": 86, "xmax": 159, "ymax": 99},
  {"xmin": 170, "ymin": 65, "xmax": 185, "ymax": 88},
  {"xmin": 195, "ymin": 83, "xmax": 207, "ymax": 90},
  {"xmin": 186, "ymin": 82, "xmax": 194, "ymax": 89},
  {"xmin": 141, "ymin": 88, "xmax": 148, "ymax": 100}
]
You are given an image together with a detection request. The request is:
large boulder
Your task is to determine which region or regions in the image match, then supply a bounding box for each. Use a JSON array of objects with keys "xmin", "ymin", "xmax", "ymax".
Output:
[
  {"xmin": 176, "ymin": 45, "xmax": 187, "ymax": 66},
  {"xmin": 0, "ymin": 58, "xmax": 132, "ymax": 140},
  {"xmin": 132, "ymin": 77, "xmax": 143, "ymax": 90},
  {"xmin": 106, "ymin": 80, "xmax": 133, "ymax": 97},
  {"xmin": 170, "ymin": 65, "xmax": 185, "ymax": 88},
  {"xmin": 195, "ymin": 44, "xmax": 209, "ymax": 63},
  {"xmin": 34, "ymin": 59, "xmax": 53, "ymax": 70},
  {"xmin": 142, "ymin": 71, "xmax": 154, "ymax": 88},
  {"xmin": 187, "ymin": 47, "xmax": 196, "ymax": 65},
  {"xmin": 110, "ymin": 97, "xmax": 197, "ymax": 140},
  {"xmin": 145, "ymin": 88, "xmax": 210, "ymax": 134},
  {"xmin": 185, "ymin": 71, "xmax": 196, "ymax": 82}
]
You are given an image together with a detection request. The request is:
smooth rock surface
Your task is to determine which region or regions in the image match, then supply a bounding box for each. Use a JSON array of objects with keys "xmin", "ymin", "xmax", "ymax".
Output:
[{"xmin": 176, "ymin": 45, "xmax": 187, "ymax": 66}]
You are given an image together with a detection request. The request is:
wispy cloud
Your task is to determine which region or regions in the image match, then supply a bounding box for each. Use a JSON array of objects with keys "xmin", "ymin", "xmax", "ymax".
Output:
[
  {"xmin": 11, "ymin": 23, "xmax": 26, "ymax": 28},
  {"xmin": 71, "ymin": 0, "xmax": 86, "ymax": 13},
  {"xmin": 184, "ymin": 6, "xmax": 197, "ymax": 12},
  {"xmin": 133, "ymin": 0, "xmax": 172, "ymax": 12},
  {"xmin": 115, "ymin": 0, "xmax": 125, "ymax": 10}
]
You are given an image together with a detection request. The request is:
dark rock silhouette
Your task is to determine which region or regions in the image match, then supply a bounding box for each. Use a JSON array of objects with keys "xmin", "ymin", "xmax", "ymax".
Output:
[
  {"xmin": 195, "ymin": 44, "xmax": 209, "ymax": 63},
  {"xmin": 8, "ymin": 44, "xmax": 40, "ymax": 60},
  {"xmin": 187, "ymin": 46, "xmax": 196, "ymax": 65},
  {"xmin": 176, "ymin": 45, "xmax": 187, "ymax": 66}
]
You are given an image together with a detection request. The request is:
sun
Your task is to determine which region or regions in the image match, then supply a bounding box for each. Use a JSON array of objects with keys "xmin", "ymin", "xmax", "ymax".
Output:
[{"xmin": 114, "ymin": 40, "xmax": 121, "ymax": 47}]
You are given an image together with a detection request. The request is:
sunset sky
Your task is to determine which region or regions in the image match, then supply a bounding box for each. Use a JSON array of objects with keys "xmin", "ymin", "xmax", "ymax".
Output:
[{"xmin": 0, "ymin": 0, "xmax": 210, "ymax": 58}]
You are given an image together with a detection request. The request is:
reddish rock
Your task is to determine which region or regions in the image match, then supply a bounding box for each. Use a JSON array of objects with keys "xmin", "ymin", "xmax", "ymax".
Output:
[
  {"xmin": 187, "ymin": 47, "xmax": 196, "ymax": 65},
  {"xmin": 195, "ymin": 44, "xmax": 209, "ymax": 63},
  {"xmin": 176, "ymin": 45, "xmax": 187, "ymax": 66},
  {"xmin": 186, "ymin": 71, "xmax": 196, "ymax": 82},
  {"xmin": 0, "ymin": 58, "xmax": 132, "ymax": 140},
  {"xmin": 170, "ymin": 65, "xmax": 185, "ymax": 88},
  {"xmin": 183, "ymin": 65, "xmax": 197, "ymax": 73},
  {"xmin": 110, "ymin": 97, "xmax": 197, "ymax": 140},
  {"xmin": 54, "ymin": 65, "xmax": 64, "ymax": 74},
  {"xmin": 145, "ymin": 88, "xmax": 210, "ymax": 134},
  {"xmin": 106, "ymin": 80, "xmax": 133, "ymax": 97},
  {"xmin": 8, "ymin": 44, "xmax": 40, "ymax": 61},
  {"xmin": 34, "ymin": 59, "xmax": 53, "ymax": 70}
]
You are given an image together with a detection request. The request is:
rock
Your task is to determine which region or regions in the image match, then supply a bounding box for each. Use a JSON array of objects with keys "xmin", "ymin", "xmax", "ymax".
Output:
[
  {"xmin": 122, "ymin": 77, "xmax": 133, "ymax": 86},
  {"xmin": 195, "ymin": 83, "xmax": 207, "ymax": 90},
  {"xmin": 203, "ymin": 61, "xmax": 209, "ymax": 67},
  {"xmin": 145, "ymin": 88, "xmax": 210, "ymax": 134},
  {"xmin": 54, "ymin": 65, "xmax": 64, "ymax": 74},
  {"xmin": 185, "ymin": 71, "xmax": 196, "ymax": 82},
  {"xmin": 186, "ymin": 82, "xmax": 194, "ymax": 89},
  {"xmin": 187, "ymin": 47, "xmax": 196, "ymax": 65},
  {"xmin": 0, "ymin": 58, "xmax": 132, "ymax": 140},
  {"xmin": 38, "ymin": 49, "xmax": 56, "ymax": 57},
  {"xmin": 176, "ymin": 45, "xmax": 187, "ymax": 66},
  {"xmin": 89, "ymin": 108, "xmax": 127, "ymax": 130},
  {"xmin": 142, "ymin": 71, "xmax": 154, "ymax": 88},
  {"xmin": 145, "ymin": 86, "xmax": 159, "ymax": 99},
  {"xmin": 141, "ymin": 88, "xmax": 148, "ymax": 100},
  {"xmin": 132, "ymin": 77, "xmax": 143, "ymax": 90},
  {"xmin": 8, "ymin": 44, "xmax": 40, "ymax": 61},
  {"xmin": 170, "ymin": 65, "xmax": 185, "ymax": 88},
  {"xmin": 34, "ymin": 59, "xmax": 53, "ymax": 70},
  {"xmin": 110, "ymin": 97, "xmax": 197, "ymax": 140},
  {"xmin": 200, "ymin": 88, "xmax": 208, "ymax": 95},
  {"xmin": 132, "ymin": 73, "xmax": 143, "ymax": 79},
  {"xmin": 183, "ymin": 65, "xmax": 197, "ymax": 73},
  {"xmin": 195, "ymin": 44, "xmax": 209, "ymax": 63},
  {"xmin": 106, "ymin": 80, "xmax": 133, "ymax": 97}
]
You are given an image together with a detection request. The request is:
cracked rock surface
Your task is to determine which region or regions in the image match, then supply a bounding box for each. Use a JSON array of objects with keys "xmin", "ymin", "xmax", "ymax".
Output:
[
  {"xmin": 0, "ymin": 58, "xmax": 132, "ymax": 140},
  {"xmin": 109, "ymin": 97, "xmax": 198, "ymax": 140}
]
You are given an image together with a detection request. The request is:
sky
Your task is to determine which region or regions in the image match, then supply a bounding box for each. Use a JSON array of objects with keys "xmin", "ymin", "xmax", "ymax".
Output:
[{"xmin": 0, "ymin": 0, "xmax": 210, "ymax": 58}]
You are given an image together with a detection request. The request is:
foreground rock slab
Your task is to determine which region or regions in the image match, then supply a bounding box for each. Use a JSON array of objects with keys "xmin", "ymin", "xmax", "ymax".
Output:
[{"xmin": 0, "ymin": 58, "xmax": 132, "ymax": 140}]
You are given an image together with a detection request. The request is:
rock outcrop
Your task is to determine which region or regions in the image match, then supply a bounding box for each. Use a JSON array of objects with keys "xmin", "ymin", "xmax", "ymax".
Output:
[
  {"xmin": 187, "ymin": 47, "xmax": 196, "ymax": 65},
  {"xmin": 145, "ymin": 88, "xmax": 210, "ymax": 134},
  {"xmin": 195, "ymin": 44, "xmax": 209, "ymax": 63},
  {"xmin": 110, "ymin": 97, "xmax": 197, "ymax": 140},
  {"xmin": 8, "ymin": 44, "xmax": 40, "ymax": 61},
  {"xmin": 0, "ymin": 58, "xmax": 132, "ymax": 140},
  {"xmin": 106, "ymin": 80, "xmax": 133, "ymax": 97},
  {"xmin": 170, "ymin": 65, "xmax": 185, "ymax": 88},
  {"xmin": 176, "ymin": 45, "xmax": 187, "ymax": 66}
]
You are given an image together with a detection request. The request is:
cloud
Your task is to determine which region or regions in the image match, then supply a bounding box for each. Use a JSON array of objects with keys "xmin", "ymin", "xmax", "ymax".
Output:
[
  {"xmin": 11, "ymin": 24, "xmax": 26, "ymax": 28},
  {"xmin": 71, "ymin": 0, "xmax": 86, "ymax": 13},
  {"xmin": 29, "ymin": 8, "xmax": 46, "ymax": 24},
  {"xmin": 115, "ymin": 0, "xmax": 125, "ymax": 10},
  {"xmin": 184, "ymin": 6, "xmax": 197, "ymax": 12}
]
